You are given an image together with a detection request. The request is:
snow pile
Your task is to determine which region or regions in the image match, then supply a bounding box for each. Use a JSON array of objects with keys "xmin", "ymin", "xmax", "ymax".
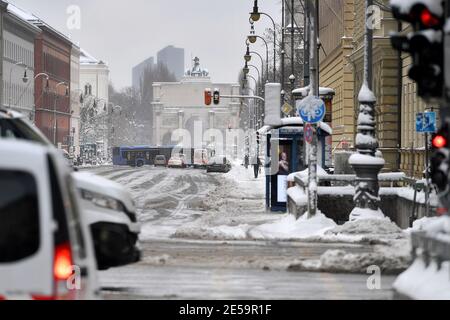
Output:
[
  {"xmin": 248, "ymin": 212, "xmax": 337, "ymax": 241},
  {"xmin": 326, "ymin": 218, "xmax": 406, "ymax": 243},
  {"xmin": 349, "ymin": 208, "xmax": 386, "ymax": 222},
  {"xmin": 394, "ymin": 260, "xmax": 450, "ymax": 300},
  {"xmin": 287, "ymin": 186, "xmax": 307, "ymax": 206},
  {"xmin": 404, "ymin": 216, "xmax": 440, "ymax": 234},
  {"xmin": 174, "ymin": 224, "xmax": 250, "ymax": 241},
  {"xmin": 288, "ymin": 219, "xmax": 411, "ymax": 274},
  {"xmin": 288, "ymin": 240, "xmax": 411, "ymax": 274}
]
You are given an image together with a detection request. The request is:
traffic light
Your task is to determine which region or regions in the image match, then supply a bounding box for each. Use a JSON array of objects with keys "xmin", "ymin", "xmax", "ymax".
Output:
[
  {"xmin": 213, "ymin": 88, "xmax": 220, "ymax": 105},
  {"xmin": 431, "ymin": 122, "xmax": 450, "ymax": 193},
  {"xmin": 390, "ymin": 0, "xmax": 445, "ymax": 100},
  {"xmin": 204, "ymin": 88, "xmax": 212, "ymax": 106}
]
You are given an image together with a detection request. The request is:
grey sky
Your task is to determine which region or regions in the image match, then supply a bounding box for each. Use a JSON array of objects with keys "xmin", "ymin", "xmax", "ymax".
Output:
[{"xmin": 10, "ymin": 0, "xmax": 281, "ymax": 90}]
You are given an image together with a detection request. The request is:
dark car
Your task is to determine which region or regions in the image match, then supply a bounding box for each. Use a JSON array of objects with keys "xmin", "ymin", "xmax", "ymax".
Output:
[{"xmin": 206, "ymin": 156, "xmax": 232, "ymax": 173}]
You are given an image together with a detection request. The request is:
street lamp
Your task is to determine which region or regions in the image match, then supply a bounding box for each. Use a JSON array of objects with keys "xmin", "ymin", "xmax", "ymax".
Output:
[
  {"xmin": 244, "ymin": 44, "xmax": 252, "ymax": 62},
  {"xmin": 249, "ymin": 4, "xmax": 277, "ymax": 83},
  {"xmin": 289, "ymin": 74, "xmax": 296, "ymax": 86},
  {"xmin": 250, "ymin": 0, "xmax": 261, "ymax": 22},
  {"xmin": 250, "ymin": 50, "xmax": 266, "ymax": 83},
  {"xmin": 246, "ymin": 32, "xmax": 269, "ymax": 83},
  {"xmin": 243, "ymin": 62, "xmax": 250, "ymax": 75},
  {"xmin": 8, "ymin": 62, "xmax": 29, "ymax": 109},
  {"xmin": 248, "ymin": 65, "xmax": 261, "ymax": 82}
]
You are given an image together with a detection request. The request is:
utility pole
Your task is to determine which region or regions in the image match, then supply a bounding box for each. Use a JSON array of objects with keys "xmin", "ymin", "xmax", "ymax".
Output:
[
  {"xmin": 306, "ymin": 0, "xmax": 319, "ymax": 217},
  {"xmin": 291, "ymin": 0, "xmax": 295, "ymax": 82}
]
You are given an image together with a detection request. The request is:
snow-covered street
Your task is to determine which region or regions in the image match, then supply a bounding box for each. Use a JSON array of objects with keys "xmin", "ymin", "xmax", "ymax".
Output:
[{"xmin": 84, "ymin": 164, "xmax": 400, "ymax": 300}]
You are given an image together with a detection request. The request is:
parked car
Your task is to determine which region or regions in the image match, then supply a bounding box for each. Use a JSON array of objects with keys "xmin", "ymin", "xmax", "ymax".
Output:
[
  {"xmin": 0, "ymin": 140, "xmax": 99, "ymax": 300},
  {"xmin": 206, "ymin": 156, "xmax": 232, "ymax": 173},
  {"xmin": 154, "ymin": 155, "xmax": 167, "ymax": 167},
  {"xmin": 73, "ymin": 172, "xmax": 141, "ymax": 270},
  {"xmin": 168, "ymin": 154, "xmax": 187, "ymax": 168},
  {"xmin": 0, "ymin": 108, "xmax": 141, "ymax": 271}
]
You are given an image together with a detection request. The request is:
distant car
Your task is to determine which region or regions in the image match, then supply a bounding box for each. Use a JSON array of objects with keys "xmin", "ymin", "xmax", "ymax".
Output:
[
  {"xmin": 154, "ymin": 155, "xmax": 167, "ymax": 167},
  {"xmin": 0, "ymin": 140, "xmax": 99, "ymax": 300},
  {"xmin": 206, "ymin": 156, "xmax": 232, "ymax": 173},
  {"xmin": 168, "ymin": 154, "xmax": 186, "ymax": 168}
]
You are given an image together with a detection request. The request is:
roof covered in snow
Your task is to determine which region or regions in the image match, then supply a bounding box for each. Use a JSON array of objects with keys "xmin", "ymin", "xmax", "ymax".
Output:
[
  {"xmin": 80, "ymin": 49, "xmax": 107, "ymax": 66},
  {"xmin": 4, "ymin": 1, "xmax": 41, "ymax": 32}
]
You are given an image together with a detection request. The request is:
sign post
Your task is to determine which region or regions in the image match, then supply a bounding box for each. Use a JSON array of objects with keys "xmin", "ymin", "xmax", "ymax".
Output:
[
  {"xmin": 416, "ymin": 111, "xmax": 437, "ymax": 216},
  {"xmin": 297, "ymin": 95, "xmax": 325, "ymax": 218}
]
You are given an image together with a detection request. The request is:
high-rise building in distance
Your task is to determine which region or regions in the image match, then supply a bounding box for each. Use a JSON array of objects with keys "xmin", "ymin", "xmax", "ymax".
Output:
[
  {"xmin": 132, "ymin": 56, "xmax": 155, "ymax": 90},
  {"xmin": 157, "ymin": 45, "xmax": 185, "ymax": 81}
]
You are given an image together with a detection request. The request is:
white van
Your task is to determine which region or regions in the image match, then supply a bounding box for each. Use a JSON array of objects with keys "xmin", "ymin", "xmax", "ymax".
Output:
[
  {"xmin": 194, "ymin": 149, "xmax": 209, "ymax": 169},
  {"xmin": 0, "ymin": 140, "xmax": 99, "ymax": 300}
]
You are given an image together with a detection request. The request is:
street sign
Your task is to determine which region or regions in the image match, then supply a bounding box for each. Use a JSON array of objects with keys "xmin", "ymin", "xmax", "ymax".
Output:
[
  {"xmin": 281, "ymin": 103, "xmax": 293, "ymax": 116},
  {"xmin": 416, "ymin": 112, "xmax": 437, "ymax": 133},
  {"xmin": 297, "ymin": 95, "xmax": 325, "ymax": 124},
  {"xmin": 304, "ymin": 123, "xmax": 313, "ymax": 144}
]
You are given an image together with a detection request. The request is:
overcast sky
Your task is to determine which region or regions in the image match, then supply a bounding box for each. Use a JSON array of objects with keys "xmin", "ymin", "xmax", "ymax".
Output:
[{"xmin": 10, "ymin": 0, "xmax": 281, "ymax": 90}]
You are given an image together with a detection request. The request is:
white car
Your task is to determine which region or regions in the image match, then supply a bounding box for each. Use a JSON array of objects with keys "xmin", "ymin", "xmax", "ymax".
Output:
[
  {"xmin": 168, "ymin": 154, "xmax": 187, "ymax": 168},
  {"xmin": 0, "ymin": 108, "xmax": 141, "ymax": 270},
  {"xmin": 0, "ymin": 140, "xmax": 99, "ymax": 300},
  {"xmin": 73, "ymin": 172, "xmax": 141, "ymax": 270}
]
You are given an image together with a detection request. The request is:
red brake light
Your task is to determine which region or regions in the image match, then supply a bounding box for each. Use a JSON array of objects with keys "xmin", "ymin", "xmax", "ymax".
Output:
[
  {"xmin": 54, "ymin": 243, "xmax": 73, "ymax": 281},
  {"xmin": 420, "ymin": 9, "xmax": 439, "ymax": 27},
  {"xmin": 432, "ymin": 135, "xmax": 447, "ymax": 149}
]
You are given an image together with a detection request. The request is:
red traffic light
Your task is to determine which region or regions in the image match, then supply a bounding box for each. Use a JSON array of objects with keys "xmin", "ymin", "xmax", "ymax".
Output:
[
  {"xmin": 204, "ymin": 89, "xmax": 212, "ymax": 106},
  {"xmin": 420, "ymin": 8, "xmax": 440, "ymax": 28},
  {"xmin": 432, "ymin": 135, "xmax": 447, "ymax": 149}
]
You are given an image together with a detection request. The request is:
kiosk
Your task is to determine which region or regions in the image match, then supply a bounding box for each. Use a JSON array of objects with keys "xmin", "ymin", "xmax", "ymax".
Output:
[{"xmin": 261, "ymin": 86, "xmax": 335, "ymax": 212}]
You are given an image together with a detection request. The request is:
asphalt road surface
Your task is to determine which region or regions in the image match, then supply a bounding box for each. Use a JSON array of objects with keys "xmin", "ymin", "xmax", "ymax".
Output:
[{"xmin": 84, "ymin": 166, "xmax": 396, "ymax": 300}]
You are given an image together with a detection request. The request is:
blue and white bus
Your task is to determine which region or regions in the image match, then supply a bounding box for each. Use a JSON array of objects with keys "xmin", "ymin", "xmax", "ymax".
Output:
[{"xmin": 112, "ymin": 145, "xmax": 194, "ymax": 167}]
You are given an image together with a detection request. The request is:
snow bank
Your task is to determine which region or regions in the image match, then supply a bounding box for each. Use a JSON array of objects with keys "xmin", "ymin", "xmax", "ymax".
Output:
[
  {"xmin": 248, "ymin": 212, "xmax": 337, "ymax": 240},
  {"xmin": 289, "ymin": 240, "xmax": 411, "ymax": 274},
  {"xmin": 394, "ymin": 260, "xmax": 450, "ymax": 300},
  {"xmin": 349, "ymin": 208, "xmax": 386, "ymax": 222}
]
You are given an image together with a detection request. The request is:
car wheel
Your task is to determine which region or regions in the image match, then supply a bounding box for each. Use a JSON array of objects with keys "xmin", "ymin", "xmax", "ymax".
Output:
[{"xmin": 137, "ymin": 161, "xmax": 144, "ymax": 167}]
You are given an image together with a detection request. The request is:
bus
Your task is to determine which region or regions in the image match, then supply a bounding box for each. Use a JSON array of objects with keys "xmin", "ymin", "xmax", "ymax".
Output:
[{"xmin": 112, "ymin": 145, "xmax": 194, "ymax": 167}]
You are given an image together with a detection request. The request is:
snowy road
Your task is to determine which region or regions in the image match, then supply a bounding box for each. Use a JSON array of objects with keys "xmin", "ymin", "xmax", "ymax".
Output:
[{"xmin": 83, "ymin": 165, "xmax": 397, "ymax": 300}]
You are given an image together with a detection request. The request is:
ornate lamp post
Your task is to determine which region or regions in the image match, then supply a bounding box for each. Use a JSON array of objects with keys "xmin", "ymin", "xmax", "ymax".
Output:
[
  {"xmin": 349, "ymin": 0, "xmax": 385, "ymax": 220},
  {"xmin": 250, "ymin": 0, "xmax": 277, "ymax": 82},
  {"xmin": 248, "ymin": 22, "xmax": 271, "ymax": 83}
]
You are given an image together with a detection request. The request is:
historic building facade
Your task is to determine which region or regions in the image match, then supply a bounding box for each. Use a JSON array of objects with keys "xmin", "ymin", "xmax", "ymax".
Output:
[
  {"xmin": 33, "ymin": 21, "xmax": 72, "ymax": 150},
  {"xmin": 2, "ymin": 3, "xmax": 40, "ymax": 120},
  {"xmin": 151, "ymin": 57, "xmax": 240, "ymax": 152},
  {"xmin": 319, "ymin": 0, "xmax": 401, "ymax": 172},
  {"xmin": 318, "ymin": 0, "xmax": 355, "ymax": 154}
]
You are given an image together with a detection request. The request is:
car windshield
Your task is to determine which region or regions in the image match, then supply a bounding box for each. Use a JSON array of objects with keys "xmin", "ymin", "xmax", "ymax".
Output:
[{"xmin": 0, "ymin": 117, "xmax": 49, "ymax": 146}]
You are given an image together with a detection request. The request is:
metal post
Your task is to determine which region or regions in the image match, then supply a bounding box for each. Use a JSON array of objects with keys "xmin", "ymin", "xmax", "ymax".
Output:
[
  {"xmin": 349, "ymin": 0, "xmax": 385, "ymax": 220},
  {"xmin": 306, "ymin": 0, "xmax": 319, "ymax": 218},
  {"xmin": 291, "ymin": 0, "xmax": 295, "ymax": 83},
  {"xmin": 303, "ymin": 0, "xmax": 310, "ymax": 86},
  {"xmin": 281, "ymin": 0, "xmax": 285, "ymax": 90}
]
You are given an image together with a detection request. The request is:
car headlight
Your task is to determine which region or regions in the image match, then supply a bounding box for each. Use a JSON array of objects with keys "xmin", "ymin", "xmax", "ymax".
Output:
[{"xmin": 81, "ymin": 189, "xmax": 124, "ymax": 212}]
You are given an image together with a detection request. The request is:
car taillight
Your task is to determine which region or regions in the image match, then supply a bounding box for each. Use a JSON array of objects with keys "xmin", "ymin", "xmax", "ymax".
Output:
[
  {"xmin": 0, "ymin": 295, "xmax": 5, "ymax": 300},
  {"xmin": 54, "ymin": 242, "xmax": 73, "ymax": 281}
]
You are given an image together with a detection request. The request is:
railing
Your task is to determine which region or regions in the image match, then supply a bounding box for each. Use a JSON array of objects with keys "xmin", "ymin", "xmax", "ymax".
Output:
[{"xmin": 411, "ymin": 231, "xmax": 450, "ymax": 268}]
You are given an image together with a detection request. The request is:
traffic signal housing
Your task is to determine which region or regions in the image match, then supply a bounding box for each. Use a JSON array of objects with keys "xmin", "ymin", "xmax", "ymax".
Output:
[
  {"xmin": 213, "ymin": 88, "xmax": 220, "ymax": 105},
  {"xmin": 390, "ymin": 0, "xmax": 445, "ymax": 100},
  {"xmin": 204, "ymin": 88, "xmax": 212, "ymax": 106},
  {"xmin": 431, "ymin": 123, "xmax": 450, "ymax": 193}
]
